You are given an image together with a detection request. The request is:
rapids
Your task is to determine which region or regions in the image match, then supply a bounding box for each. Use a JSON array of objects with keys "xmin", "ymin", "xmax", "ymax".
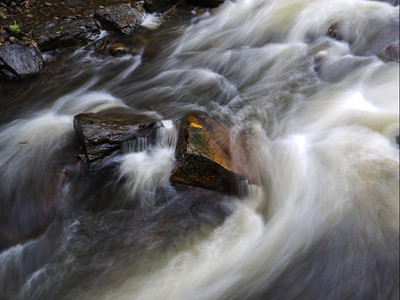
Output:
[{"xmin": 0, "ymin": 0, "xmax": 398, "ymax": 299}]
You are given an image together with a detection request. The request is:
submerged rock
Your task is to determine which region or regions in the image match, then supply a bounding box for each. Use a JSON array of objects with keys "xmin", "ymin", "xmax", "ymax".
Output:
[
  {"xmin": 73, "ymin": 112, "xmax": 163, "ymax": 167},
  {"xmin": 378, "ymin": 44, "xmax": 399, "ymax": 62},
  {"xmin": 94, "ymin": 3, "xmax": 144, "ymax": 35},
  {"xmin": 0, "ymin": 44, "xmax": 43, "ymax": 80},
  {"xmin": 171, "ymin": 114, "xmax": 255, "ymax": 194},
  {"xmin": 33, "ymin": 20, "xmax": 100, "ymax": 52}
]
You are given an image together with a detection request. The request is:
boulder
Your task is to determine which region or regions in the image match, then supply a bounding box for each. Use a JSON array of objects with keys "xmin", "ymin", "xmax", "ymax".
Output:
[
  {"xmin": 0, "ymin": 44, "xmax": 43, "ymax": 80},
  {"xmin": 170, "ymin": 114, "xmax": 254, "ymax": 194},
  {"xmin": 73, "ymin": 112, "xmax": 163, "ymax": 167},
  {"xmin": 94, "ymin": 3, "xmax": 144, "ymax": 35},
  {"xmin": 33, "ymin": 20, "xmax": 100, "ymax": 52},
  {"xmin": 144, "ymin": 0, "xmax": 179, "ymax": 13}
]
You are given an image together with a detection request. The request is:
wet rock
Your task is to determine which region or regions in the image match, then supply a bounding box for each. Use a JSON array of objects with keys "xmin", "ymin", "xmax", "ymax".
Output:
[
  {"xmin": 109, "ymin": 42, "xmax": 131, "ymax": 56},
  {"xmin": 1, "ymin": 0, "xmax": 24, "ymax": 6},
  {"xmin": 94, "ymin": 3, "xmax": 144, "ymax": 35},
  {"xmin": 187, "ymin": 0, "xmax": 225, "ymax": 8},
  {"xmin": 73, "ymin": 112, "xmax": 163, "ymax": 167},
  {"xmin": 33, "ymin": 19, "xmax": 100, "ymax": 52},
  {"xmin": 0, "ymin": 44, "xmax": 43, "ymax": 80},
  {"xmin": 378, "ymin": 44, "xmax": 399, "ymax": 62},
  {"xmin": 327, "ymin": 24, "xmax": 343, "ymax": 41},
  {"xmin": 144, "ymin": 0, "xmax": 179, "ymax": 13},
  {"xmin": 327, "ymin": 20, "xmax": 399, "ymax": 63},
  {"xmin": 171, "ymin": 114, "xmax": 253, "ymax": 194}
]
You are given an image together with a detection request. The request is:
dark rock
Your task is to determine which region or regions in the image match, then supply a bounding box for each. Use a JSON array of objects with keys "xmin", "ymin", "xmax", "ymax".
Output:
[
  {"xmin": 2, "ymin": 0, "xmax": 24, "ymax": 6},
  {"xmin": 171, "ymin": 114, "xmax": 255, "ymax": 194},
  {"xmin": 94, "ymin": 3, "xmax": 144, "ymax": 35},
  {"xmin": 327, "ymin": 24, "xmax": 343, "ymax": 41},
  {"xmin": 144, "ymin": 0, "xmax": 179, "ymax": 13},
  {"xmin": 187, "ymin": 0, "xmax": 225, "ymax": 8},
  {"xmin": 73, "ymin": 112, "xmax": 163, "ymax": 167},
  {"xmin": 0, "ymin": 44, "xmax": 43, "ymax": 80},
  {"xmin": 33, "ymin": 19, "xmax": 100, "ymax": 52}
]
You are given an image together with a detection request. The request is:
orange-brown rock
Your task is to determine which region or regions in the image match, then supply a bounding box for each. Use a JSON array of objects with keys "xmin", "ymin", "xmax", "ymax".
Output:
[{"xmin": 171, "ymin": 114, "xmax": 256, "ymax": 194}]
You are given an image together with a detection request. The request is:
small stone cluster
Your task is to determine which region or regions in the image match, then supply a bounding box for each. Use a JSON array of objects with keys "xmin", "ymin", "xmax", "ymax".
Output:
[{"xmin": 0, "ymin": 0, "xmax": 226, "ymax": 80}]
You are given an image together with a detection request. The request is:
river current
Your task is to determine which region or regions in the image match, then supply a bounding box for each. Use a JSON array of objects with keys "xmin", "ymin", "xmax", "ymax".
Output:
[{"xmin": 0, "ymin": 0, "xmax": 399, "ymax": 299}]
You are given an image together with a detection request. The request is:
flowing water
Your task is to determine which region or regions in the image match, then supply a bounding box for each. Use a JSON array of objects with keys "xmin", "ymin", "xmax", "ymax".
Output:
[{"xmin": 0, "ymin": 0, "xmax": 399, "ymax": 299}]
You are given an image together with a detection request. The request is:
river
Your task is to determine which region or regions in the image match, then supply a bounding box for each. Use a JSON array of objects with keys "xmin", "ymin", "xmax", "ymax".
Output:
[{"xmin": 0, "ymin": 0, "xmax": 399, "ymax": 299}]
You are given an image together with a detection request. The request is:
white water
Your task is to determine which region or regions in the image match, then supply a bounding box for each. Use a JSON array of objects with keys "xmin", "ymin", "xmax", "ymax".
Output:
[{"xmin": 0, "ymin": 0, "xmax": 398, "ymax": 299}]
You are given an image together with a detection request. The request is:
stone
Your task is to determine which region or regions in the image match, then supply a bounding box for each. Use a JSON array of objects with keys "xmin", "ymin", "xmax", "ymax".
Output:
[
  {"xmin": 327, "ymin": 24, "xmax": 343, "ymax": 41},
  {"xmin": 0, "ymin": 44, "xmax": 43, "ymax": 80},
  {"xmin": 94, "ymin": 3, "xmax": 144, "ymax": 35},
  {"xmin": 171, "ymin": 114, "xmax": 255, "ymax": 194},
  {"xmin": 73, "ymin": 112, "xmax": 163, "ymax": 167},
  {"xmin": 109, "ymin": 42, "xmax": 130, "ymax": 56},
  {"xmin": 33, "ymin": 19, "xmax": 100, "ymax": 52},
  {"xmin": 379, "ymin": 44, "xmax": 399, "ymax": 62},
  {"xmin": 144, "ymin": 0, "xmax": 179, "ymax": 13}
]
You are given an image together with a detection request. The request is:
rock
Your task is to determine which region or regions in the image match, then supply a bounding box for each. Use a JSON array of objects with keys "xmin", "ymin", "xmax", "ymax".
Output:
[
  {"xmin": 0, "ymin": 44, "xmax": 43, "ymax": 80},
  {"xmin": 33, "ymin": 19, "xmax": 100, "ymax": 52},
  {"xmin": 327, "ymin": 24, "xmax": 343, "ymax": 41},
  {"xmin": 379, "ymin": 44, "xmax": 399, "ymax": 62},
  {"xmin": 73, "ymin": 112, "xmax": 163, "ymax": 167},
  {"xmin": 144, "ymin": 0, "xmax": 179, "ymax": 13},
  {"xmin": 2, "ymin": 0, "xmax": 24, "ymax": 6},
  {"xmin": 327, "ymin": 19, "xmax": 399, "ymax": 63},
  {"xmin": 94, "ymin": 3, "xmax": 144, "ymax": 35},
  {"xmin": 170, "ymin": 114, "xmax": 254, "ymax": 194},
  {"xmin": 109, "ymin": 42, "xmax": 130, "ymax": 56},
  {"xmin": 187, "ymin": 0, "xmax": 225, "ymax": 8}
]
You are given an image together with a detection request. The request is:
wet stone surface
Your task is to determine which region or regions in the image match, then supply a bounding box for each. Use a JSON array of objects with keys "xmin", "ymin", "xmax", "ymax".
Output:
[
  {"xmin": 33, "ymin": 19, "xmax": 100, "ymax": 51},
  {"xmin": 94, "ymin": 3, "xmax": 144, "ymax": 35},
  {"xmin": 73, "ymin": 111, "xmax": 163, "ymax": 168},
  {"xmin": 0, "ymin": 43, "xmax": 43, "ymax": 79},
  {"xmin": 171, "ymin": 114, "xmax": 251, "ymax": 194}
]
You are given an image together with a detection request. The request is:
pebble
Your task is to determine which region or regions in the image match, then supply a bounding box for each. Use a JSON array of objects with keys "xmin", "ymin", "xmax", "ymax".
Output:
[
  {"xmin": 10, "ymin": 2, "xmax": 16, "ymax": 7},
  {"xmin": 8, "ymin": 36, "xmax": 17, "ymax": 43},
  {"xmin": 44, "ymin": 2, "xmax": 52, "ymax": 6}
]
